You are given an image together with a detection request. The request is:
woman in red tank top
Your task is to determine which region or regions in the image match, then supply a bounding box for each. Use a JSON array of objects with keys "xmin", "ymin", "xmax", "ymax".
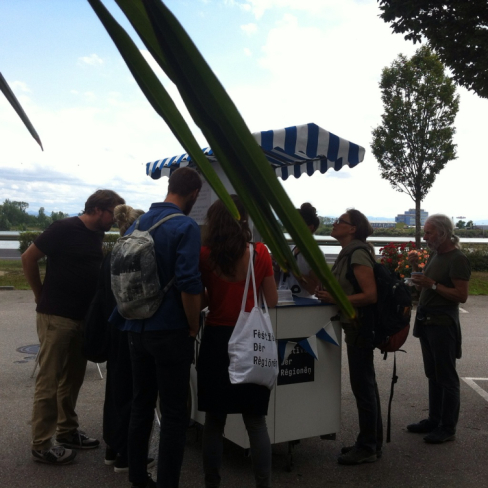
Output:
[{"xmin": 197, "ymin": 195, "xmax": 277, "ymax": 488}]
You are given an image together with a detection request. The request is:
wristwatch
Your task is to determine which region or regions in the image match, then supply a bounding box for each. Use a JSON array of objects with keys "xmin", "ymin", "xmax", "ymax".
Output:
[{"xmin": 431, "ymin": 282, "xmax": 438, "ymax": 290}]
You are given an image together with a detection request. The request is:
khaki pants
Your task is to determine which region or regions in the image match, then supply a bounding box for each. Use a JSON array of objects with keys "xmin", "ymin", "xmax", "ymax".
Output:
[{"xmin": 31, "ymin": 313, "xmax": 87, "ymax": 450}]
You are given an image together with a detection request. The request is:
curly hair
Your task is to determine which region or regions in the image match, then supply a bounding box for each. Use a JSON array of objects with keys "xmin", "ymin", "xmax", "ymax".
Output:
[
  {"xmin": 298, "ymin": 202, "xmax": 320, "ymax": 232},
  {"xmin": 114, "ymin": 204, "xmax": 145, "ymax": 236},
  {"xmin": 203, "ymin": 195, "xmax": 252, "ymax": 277}
]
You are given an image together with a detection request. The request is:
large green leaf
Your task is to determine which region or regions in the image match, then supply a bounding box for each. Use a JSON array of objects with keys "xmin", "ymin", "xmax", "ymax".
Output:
[
  {"xmin": 0, "ymin": 72, "xmax": 43, "ymax": 150},
  {"xmin": 87, "ymin": 0, "xmax": 239, "ymax": 219},
  {"xmin": 141, "ymin": 0, "xmax": 355, "ymax": 318},
  {"xmin": 92, "ymin": 0, "xmax": 355, "ymax": 319}
]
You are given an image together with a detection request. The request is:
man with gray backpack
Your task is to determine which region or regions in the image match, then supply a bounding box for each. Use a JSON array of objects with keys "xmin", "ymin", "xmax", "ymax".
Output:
[{"xmin": 112, "ymin": 167, "xmax": 203, "ymax": 488}]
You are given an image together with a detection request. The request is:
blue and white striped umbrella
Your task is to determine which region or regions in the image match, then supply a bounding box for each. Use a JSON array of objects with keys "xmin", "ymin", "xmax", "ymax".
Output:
[{"xmin": 146, "ymin": 122, "xmax": 365, "ymax": 181}]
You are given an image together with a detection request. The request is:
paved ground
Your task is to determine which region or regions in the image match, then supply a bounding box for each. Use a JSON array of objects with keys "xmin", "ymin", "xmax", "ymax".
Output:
[
  {"xmin": 0, "ymin": 248, "xmax": 21, "ymax": 260},
  {"xmin": 1, "ymin": 290, "xmax": 488, "ymax": 488}
]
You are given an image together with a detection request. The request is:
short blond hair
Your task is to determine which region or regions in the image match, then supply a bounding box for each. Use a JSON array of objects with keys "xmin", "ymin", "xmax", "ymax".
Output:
[{"xmin": 114, "ymin": 204, "xmax": 145, "ymax": 236}]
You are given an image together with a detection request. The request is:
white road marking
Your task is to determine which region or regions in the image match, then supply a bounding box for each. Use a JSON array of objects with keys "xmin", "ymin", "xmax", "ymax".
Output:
[
  {"xmin": 459, "ymin": 307, "xmax": 468, "ymax": 314},
  {"xmin": 462, "ymin": 378, "xmax": 488, "ymax": 402}
]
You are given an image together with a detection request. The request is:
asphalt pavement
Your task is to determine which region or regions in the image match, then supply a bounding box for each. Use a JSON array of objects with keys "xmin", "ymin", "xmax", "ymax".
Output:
[
  {"xmin": 1, "ymin": 290, "xmax": 488, "ymax": 488},
  {"xmin": 0, "ymin": 248, "xmax": 21, "ymax": 260}
]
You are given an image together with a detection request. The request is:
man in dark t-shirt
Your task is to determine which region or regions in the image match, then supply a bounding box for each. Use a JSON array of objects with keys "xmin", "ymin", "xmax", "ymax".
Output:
[
  {"xmin": 406, "ymin": 214, "xmax": 471, "ymax": 445},
  {"xmin": 22, "ymin": 189, "xmax": 124, "ymax": 465}
]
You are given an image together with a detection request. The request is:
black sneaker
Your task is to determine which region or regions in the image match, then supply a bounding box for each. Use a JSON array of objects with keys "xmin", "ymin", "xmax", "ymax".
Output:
[
  {"xmin": 341, "ymin": 444, "xmax": 382, "ymax": 459},
  {"xmin": 32, "ymin": 446, "xmax": 77, "ymax": 465},
  {"xmin": 105, "ymin": 446, "xmax": 117, "ymax": 465},
  {"xmin": 131, "ymin": 473, "xmax": 157, "ymax": 488},
  {"xmin": 56, "ymin": 430, "xmax": 100, "ymax": 449},
  {"xmin": 406, "ymin": 419, "xmax": 438, "ymax": 434},
  {"xmin": 338, "ymin": 446, "xmax": 377, "ymax": 465},
  {"xmin": 114, "ymin": 456, "xmax": 156, "ymax": 473},
  {"xmin": 423, "ymin": 427, "xmax": 455, "ymax": 444}
]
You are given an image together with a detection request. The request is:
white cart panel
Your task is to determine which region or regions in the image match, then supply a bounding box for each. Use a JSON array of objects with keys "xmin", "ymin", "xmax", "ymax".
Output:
[{"xmin": 191, "ymin": 299, "xmax": 341, "ymax": 449}]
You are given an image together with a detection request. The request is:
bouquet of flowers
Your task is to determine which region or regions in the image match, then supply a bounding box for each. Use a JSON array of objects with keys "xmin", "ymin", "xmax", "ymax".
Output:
[{"xmin": 379, "ymin": 242, "xmax": 430, "ymax": 279}]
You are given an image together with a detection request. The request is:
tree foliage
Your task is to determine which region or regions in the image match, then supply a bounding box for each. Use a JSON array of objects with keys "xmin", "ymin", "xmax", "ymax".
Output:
[
  {"xmin": 378, "ymin": 0, "xmax": 488, "ymax": 99},
  {"xmin": 456, "ymin": 220, "xmax": 466, "ymax": 229},
  {"xmin": 371, "ymin": 46, "xmax": 459, "ymax": 245},
  {"xmin": 0, "ymin": 200, "xmax": 70, "ymax": 230}
]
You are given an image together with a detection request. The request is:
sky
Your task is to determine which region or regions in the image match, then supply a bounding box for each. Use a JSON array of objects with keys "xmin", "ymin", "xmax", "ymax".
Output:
[{"xmin": 1, "ymin": 0, "xmax": 487, "ymax": 223}]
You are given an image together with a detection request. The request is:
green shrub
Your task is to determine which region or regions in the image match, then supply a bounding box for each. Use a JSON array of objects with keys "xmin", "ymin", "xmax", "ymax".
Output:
[
  {"xmin": 19, "ymin": 231, "xmax": 119, "ymax": 257},
  {"xmin": 18, "ymin": 231, "xmax": 42, "ymax": 254},
  {"xmin": 103, "ymin": 233, "xmax": 120, "ymax": 256},
  {"xmin": 461, "ymin": 243, "xmax": 488, "ymax": 271}
]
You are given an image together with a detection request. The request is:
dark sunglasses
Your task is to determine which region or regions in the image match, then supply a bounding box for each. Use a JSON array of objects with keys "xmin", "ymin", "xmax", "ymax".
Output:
[{"xmin": 334, "ymin": 218, "xmax": 355, "ymax": 226}]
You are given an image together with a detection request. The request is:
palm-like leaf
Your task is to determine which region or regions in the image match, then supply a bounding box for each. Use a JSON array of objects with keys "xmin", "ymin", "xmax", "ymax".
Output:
[
  {"xmin": 0, "ymin": 72, "xmax": 43, "ymax": 150},
  {"xmin": 89, "ymin": 0, "xmax": 355, "ymax": 319},
  {"xmin": 88, "ymin": 0, "xmax": 239, "ymax": 219}
]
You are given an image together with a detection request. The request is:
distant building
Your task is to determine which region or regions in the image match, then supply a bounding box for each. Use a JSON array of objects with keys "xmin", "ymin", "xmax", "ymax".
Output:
[
  {"xmin": 395, "ymin": 209, "xmax": 428, "ymax": 226},
  {"xmin": 370, "ymin": 221, "xmax": 396, "ymax": 229}
]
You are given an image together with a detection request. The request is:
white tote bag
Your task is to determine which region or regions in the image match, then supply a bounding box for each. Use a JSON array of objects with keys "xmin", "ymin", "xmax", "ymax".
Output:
[{"xmin": 228, "ymin": 244, "xmax": 279, "ymax": 390}]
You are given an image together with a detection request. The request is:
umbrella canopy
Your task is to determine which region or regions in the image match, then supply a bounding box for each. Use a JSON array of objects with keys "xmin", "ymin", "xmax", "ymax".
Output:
[{"xmin": 146, "ymin": 122, "xmax": 365, "ymax": 180}]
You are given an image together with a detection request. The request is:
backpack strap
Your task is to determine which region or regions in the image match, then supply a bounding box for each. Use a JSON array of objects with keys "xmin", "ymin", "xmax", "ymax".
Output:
[
  {"xmin": 147, "ymin": 213, "xmax": 185, "ymax": 233},
  {"xmin": 386, "ymin": 352, "xmax": 399, "ymax": 443},
  {"xmin": 345, "ymin": 246, "xmax": 376, "ymax": 293}
]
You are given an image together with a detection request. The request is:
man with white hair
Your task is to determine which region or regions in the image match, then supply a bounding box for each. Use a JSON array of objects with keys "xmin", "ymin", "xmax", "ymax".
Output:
[{"xmin": 406, "ymin": 214, "xmax": 471, "ymax": 444}]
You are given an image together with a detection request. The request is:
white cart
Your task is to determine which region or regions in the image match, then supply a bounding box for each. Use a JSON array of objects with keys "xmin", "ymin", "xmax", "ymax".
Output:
[
  {"xmin": 189, "ymin": 298, "xmax": 341, "ymax": 469},
  {"xmin": 147, "ymin": 122, "xmax": 364, "ymax": 468}
]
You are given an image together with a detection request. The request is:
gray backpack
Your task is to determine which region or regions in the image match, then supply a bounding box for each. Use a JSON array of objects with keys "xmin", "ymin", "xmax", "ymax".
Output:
[{"xmin": 110, "ymin": 213, "xmax": 183, "ymax": 320}]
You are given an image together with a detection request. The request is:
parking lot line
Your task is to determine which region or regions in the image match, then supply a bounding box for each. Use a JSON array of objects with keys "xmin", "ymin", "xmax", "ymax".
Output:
[{"xmin": 462, "ymin": 377, "xmax": 488, "ymax": 402}]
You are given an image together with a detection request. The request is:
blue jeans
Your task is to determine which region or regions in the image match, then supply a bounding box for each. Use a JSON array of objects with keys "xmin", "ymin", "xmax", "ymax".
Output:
[
  {"xmin": 128, "ymin": 329, "xmax": 194, "ymax": 488},
  {"xmin": 419, "ymin": 323, "xmax": 460, "ymax": 434},
  {"xmin": 346, "ymin": 344, "xmax": 383, "ymax": 452}
]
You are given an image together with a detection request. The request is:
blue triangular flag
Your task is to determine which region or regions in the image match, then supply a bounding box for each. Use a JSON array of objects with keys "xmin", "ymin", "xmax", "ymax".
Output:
[{"xmin": 298, "ymin": 336, "xmax": 318, "ymax": 360}]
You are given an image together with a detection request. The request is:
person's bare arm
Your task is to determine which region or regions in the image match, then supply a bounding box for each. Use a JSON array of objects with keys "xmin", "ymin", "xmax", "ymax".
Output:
[
  {"xmin": 350, "ymin": 264, "xmax": 377, "ymax": 306},
  {"xmin": 316, "ymin": 264, "xmax": 377, "ymax": 307},
  {"xmin": 181, "ymin": 291, "xmax": 202, "ymax": 337},
  {"xmin": 412, "ymin": 274, "xmax": 469, "ymax": 304},
  {"xmin": 298, "ymin": 269, "xmax": 321, "ymax": 295},
  {"xmin": 262, "ymin": 275, "xmax": 278, "ymax": 308},
  {"xmin": 21, "ymin": 243, "xmax": 46, "ymax": 304}
]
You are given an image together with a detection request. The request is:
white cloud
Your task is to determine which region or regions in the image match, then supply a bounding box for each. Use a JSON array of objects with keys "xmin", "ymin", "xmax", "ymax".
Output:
[
  {"xmin": 83, "ymin": 91, "xmax": 97, "ymax": 102},
  {"xmin": 1, "ymin": 0, "xmax": 486, "ymax": 222},
  {"xmin": 10, "ymin": 81, "xmax": 31, "ymax": 93},
  {"xmin": 78, "ymin": 53, "xmax": 104, "ymax": 66},
  {"xmin": 237, "ymin": 0, "xmax": 358, "ymax": 20},
  {"xmin": 241, "ymin": 23, "xmax": 258, "ymax": 35}
]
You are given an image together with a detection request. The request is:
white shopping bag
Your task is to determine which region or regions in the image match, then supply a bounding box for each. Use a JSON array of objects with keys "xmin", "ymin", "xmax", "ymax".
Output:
[{"xmin": 228, "ymin": 244, "xmax": 279, "ymax": 390}]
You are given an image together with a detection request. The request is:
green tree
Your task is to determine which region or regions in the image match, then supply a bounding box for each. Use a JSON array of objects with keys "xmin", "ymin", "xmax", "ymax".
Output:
[
  {"xmin": 50, "ymin": 211, "xmax": 69, "ymax": 222},
  {"xmin": 378, "ymin": 0, "xmax": 488, "ymax": 99},
  {"xmin": 371, "ymin": 46, "xmax": 459, "ymax": 247},
  {"xmin": 466, "ymin": 220, "xmax": 474, "ymax": 229},
  {"xmin": 0, "ymin": 206, "xmax": 11, "ymax": 230},
  {"xmin": 456, "ymin": 220, "xmax": 466, "ymax": 229},
  {"xmin": 37, "ymin": 207, "xmax": 49, "ymax": 229},
  {"xmin": 0, "ymin": 199, "xmax": 30, "ymax": 227}
]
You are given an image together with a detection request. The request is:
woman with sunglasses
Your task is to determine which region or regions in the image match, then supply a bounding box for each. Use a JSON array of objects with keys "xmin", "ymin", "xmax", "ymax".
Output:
[{"xmin": 315, "ymin": 209, "xmax": 382, "ymax": 465}]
